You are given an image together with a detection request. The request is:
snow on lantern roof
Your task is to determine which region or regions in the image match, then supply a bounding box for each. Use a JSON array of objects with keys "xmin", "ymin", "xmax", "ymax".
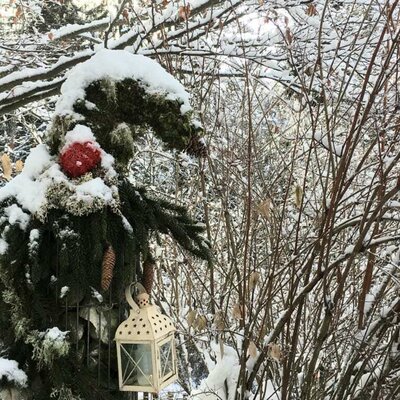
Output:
[{"xmin": 55, "ymin": 49, "xmax": 192, "ymax": 119}]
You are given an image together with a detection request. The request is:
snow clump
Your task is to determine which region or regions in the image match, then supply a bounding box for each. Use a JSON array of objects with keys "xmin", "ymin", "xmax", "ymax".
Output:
[{"xmin": 0, "ymin": 358, "xmax": 28, "ymax": 387}]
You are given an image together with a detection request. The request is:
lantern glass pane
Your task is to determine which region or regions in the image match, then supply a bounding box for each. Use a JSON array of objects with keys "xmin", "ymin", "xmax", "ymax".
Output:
[
  {"xmin": 159, "ymin": 339, "xmax": 174, "ymax": 380},
  {"xmin": 120, "ymin": 343, "xmax": 153, "ymax": 387}
]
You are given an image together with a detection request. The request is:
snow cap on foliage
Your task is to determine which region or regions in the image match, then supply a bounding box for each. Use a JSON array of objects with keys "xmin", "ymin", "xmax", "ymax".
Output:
[
  {"xmin": 55, "ymin": 49, "xmax": 192, "ymax": 118},
  {"xmin": 43, "ymin": 327, "xmax": 68, "ymax": 343},
  {"xmin": 61, "ymin": 124, "xmax": 98, "ymax": 151},
  {"xmin": 3, "ymin": 204, "xmax": 31, "ymax": 230},
  {"xmin": 0, "ymin": 358, "xmax": 28, "ymax": 387},
  {"xmin": 0, "ymin": 144, "xmax": 54, "ymax": 215}
]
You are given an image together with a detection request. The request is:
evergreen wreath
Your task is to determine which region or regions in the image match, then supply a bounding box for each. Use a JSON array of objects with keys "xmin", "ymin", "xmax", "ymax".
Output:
[{"xmin": 0, "ymin": 50, "xmax": 210, "ymax": 399}]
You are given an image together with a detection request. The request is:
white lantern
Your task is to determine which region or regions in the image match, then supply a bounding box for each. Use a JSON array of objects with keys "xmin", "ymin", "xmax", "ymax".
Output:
[{"xmin": 115, "ymin": 284, "xmax": 178, "ymax": 393}]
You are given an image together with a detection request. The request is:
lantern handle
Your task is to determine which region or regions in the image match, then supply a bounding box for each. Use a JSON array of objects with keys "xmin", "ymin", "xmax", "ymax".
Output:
[
  {"xmin": 125, "ymin": 283, "xmax": 139, "ymax": 311},
  {"xmin": 135, "ymin": 282, "xmax": 147, "ymax": 295},
  {"xmin": 125, "ymin": 282, "xmax": 149, "ymax": 311}
]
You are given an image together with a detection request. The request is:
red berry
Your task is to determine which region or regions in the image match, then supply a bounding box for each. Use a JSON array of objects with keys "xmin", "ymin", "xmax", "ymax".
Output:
[{"xmin": 59, "ymin": 141, "xmax": 101, "ymax": 178}]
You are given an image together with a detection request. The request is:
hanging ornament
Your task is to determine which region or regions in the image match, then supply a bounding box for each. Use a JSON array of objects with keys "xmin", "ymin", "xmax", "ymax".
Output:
[
  {"xmin": 142, "ymin": 258, "xmax": 155, "ymax": 294},
  {"xmin": 59, "ymin": 141, "xmax": 101, "ymax": 178},
  {"xmin": 101, "ymin": 243, "xmax": 116, "ymax": 291}
]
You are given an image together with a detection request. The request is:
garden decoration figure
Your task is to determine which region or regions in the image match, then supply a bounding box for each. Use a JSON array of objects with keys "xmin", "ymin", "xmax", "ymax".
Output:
[{"xmin": 0, "ymin": 49, "xmax": 208, "ymax": 399}]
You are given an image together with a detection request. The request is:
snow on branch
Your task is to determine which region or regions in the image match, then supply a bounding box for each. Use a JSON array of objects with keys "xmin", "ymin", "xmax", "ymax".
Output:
[
  {"xmin": 0, "ymin": 77, "xmax": 65, "ymax": 107},
  {"xmin": 246, "ymin": 231, "xmax": 400, "ymax": 390},
  {"xmin": 45, "ymin": 17, "xmax": 110, "ymax": 42},
  {"xmin": 0, "ymin": 0, "xmax": 247, "ymax": 114},
  {"xmin": 0, "ymin": 49, "xmax": 94, "ymax": 94}
]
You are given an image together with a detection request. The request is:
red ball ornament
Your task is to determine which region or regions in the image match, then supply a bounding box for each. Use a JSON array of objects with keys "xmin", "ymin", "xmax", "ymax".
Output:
[{"xmin": 59, "ymin": 141, "xmax": 101, "ymax": 178}]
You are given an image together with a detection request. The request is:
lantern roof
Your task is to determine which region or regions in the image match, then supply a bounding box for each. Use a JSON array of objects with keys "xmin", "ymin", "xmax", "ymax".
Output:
[{"xmin": 115, "ymin": 289, "xmax": 176, "ymax": 342}]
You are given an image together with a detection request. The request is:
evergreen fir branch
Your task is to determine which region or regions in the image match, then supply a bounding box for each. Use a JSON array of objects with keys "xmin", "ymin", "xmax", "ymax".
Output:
[{"xmin": 119, "ymin": 180, "xmax": 211, "ymax": 261}]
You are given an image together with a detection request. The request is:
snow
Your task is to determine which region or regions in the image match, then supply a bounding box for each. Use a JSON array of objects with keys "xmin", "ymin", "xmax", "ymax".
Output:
[
  {"xmin": 0, "ymin": 238, "xmax": 8, "ymax": 255},
  {"xmin": 0, "ymin": 77, "xmax": 65, "ymax": 103},
  {"xmin": 0, "ymin": 49, "xmax": 93, "ymax": 89},
  {"xmin": 62, "ymin": 124, "xmax": 98, "ymax": 151},
  {"xmin": 264, "ymin": 380, "xmax": 281, "ymax": 399},
  {"xmin": 85, "ymin": 100, "xmax": 97, "ymax": 110},
  {"xmin": 391, "ymin": 341, "xmax": 399, "ymax": 358},
  {"xmin": 44, "ymin": 327, "xmax": 68, "ymax": 342},
  {"xmin": 190, "ymin": 0, "xmax": 213, "ymax": 8},
  {"xmin": 314, "ymin": 131, "xmax": 344, "ymax": 156},
  {"xmin": 75, "ymin": 177, "xmax": 114, "ymax": 203},
  {"xmin": 0, "ymin": 65, "xmax": 14, "ymax": 75},
  {"xmin": 73, "ymin": 0, "xmax": 118, "ymax": 11},
  {"xmin": 55, "ymin": 49, "xmax": 192, "ymax": 118},
  {"xmin": 60, "ymin": 286, "xmax": 70, "ymax": 299},
  {"xmin": 351, "ymin": 369, "xmax": 382, "ymax": 398},
  {"xmin": 0, "ymin": 358, "xmax": 28, "ymax": 387},
  {"xmin": 4, "ymin": 204, "xmax": 30, "ymax": 230},
  {"xmin": 363, "ymin": 293, "xmax": 375, "ymax": 315},
  {"xmin": 363, "ymin": 281, "xmax": 383, "ymax": 315},
  {"xmin": 91, "ymin": 287, "xmax": 103, "ymax": 303},
  {"xmin": 17, "ymin": 144, "xmax": 52, "ymax": 180},
  {"xmin": 45, "ymin": 17, "xmax": 109, "ymax": 42},
  {"xmin": 101, "ymin": 152, "xmax": 117, "ymax": 178},
  {"xmin": 121, "ymin": 215, "xmax": 134, "ymax": 234},
  {"xmin": 191, "ymin": 342, "xmax": 240, "ymax": 400},
  {"xmin": 29, "ymin": 229, "xmax": 40, "ymax": 242},
  {"xmin": 0, "ymin": 145, "xmax": 54, "ymax": 215},
  {"xmin": 387, "ymin": 200, "xmax": 400, "ymax": 208},
  {"xmin": 381, "ymin": 297, "xmax": 400, "ymax": 318},
  {"xmin": 344, "ymin": 245, "xmax": 355, "ymax": 255}
]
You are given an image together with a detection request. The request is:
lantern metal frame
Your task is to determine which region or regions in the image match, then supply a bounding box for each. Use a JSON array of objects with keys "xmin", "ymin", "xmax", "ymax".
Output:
[{"xmin": 115, "ymin": 283, "xmax": 178, "ymax": 393}]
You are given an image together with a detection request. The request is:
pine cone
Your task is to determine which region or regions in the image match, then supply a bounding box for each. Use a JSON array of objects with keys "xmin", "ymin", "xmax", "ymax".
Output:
[
  {"xmin": 142, "ymin": 259, "xmax": 155, "ymax": 294},
  {"xmin": 186, "ymin": 135, "xmax": 207, "ymax": 158},
  {"xmin": 101, "ymin": 244, "xmax": 116, "ymax": 291}
]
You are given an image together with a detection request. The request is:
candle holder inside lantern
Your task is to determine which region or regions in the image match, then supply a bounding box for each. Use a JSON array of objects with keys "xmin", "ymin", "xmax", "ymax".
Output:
[{"xmin": 115, "ymin": 283, "xmax": 178, "ymax": 393}]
